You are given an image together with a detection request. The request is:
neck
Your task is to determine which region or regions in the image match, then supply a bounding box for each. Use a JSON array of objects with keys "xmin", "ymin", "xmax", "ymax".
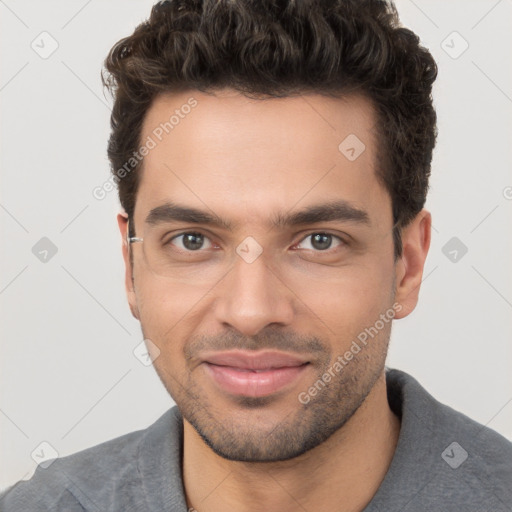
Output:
[{"xmin": 182, "ymin": 371, "xmax": 400, "ymax": 512}]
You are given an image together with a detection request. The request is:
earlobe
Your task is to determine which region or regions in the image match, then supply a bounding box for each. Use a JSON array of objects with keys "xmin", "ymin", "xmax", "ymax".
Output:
[
  {"xmin": 117, "ymin": 212, "xmax": 140, "ymax": 320},
  {"xmin": 394, "ymin": 209, "xmax": 431, "ymax": 319}
]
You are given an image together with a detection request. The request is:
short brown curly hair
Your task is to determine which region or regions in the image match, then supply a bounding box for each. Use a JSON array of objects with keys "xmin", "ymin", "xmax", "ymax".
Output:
[{"xmin": 102, "ymin": 0, "xmax": 438, "ymax": 258}]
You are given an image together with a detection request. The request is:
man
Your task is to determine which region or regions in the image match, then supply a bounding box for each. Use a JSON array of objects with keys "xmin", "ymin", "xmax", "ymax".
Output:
[{"xmin": 1, "ymin": 0, "xmax": 511, "ymax": 510}]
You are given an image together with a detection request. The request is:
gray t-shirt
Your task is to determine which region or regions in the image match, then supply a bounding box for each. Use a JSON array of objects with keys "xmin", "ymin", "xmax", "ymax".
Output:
[{"xmin": 1, "ymin": 368, "xmax": 511, "ymax": 511}]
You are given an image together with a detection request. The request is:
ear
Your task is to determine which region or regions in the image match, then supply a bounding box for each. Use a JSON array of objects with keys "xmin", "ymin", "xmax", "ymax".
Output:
[
  {"xmin": 117, "ymin": 212, "xmax": 140, "ymax": 320},
  {"xmin": 393, "ymin": 209, "xmax": 431, "ymax": 319}
]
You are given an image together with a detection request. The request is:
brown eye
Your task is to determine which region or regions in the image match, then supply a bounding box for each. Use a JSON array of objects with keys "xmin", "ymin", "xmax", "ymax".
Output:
[
  {"xmin": 296, "ymin": 233, "xmax": 344, "ymax": 252},
  {"xmin": 311, "ymin": 233, "xmax": 332, "ymax": 250},
  {"xmin": 170, "ymin": 232, "xmax": 213, "ymax": 251}
]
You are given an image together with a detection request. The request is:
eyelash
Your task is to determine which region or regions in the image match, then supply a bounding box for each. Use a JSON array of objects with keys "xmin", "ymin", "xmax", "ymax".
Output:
[{"xmin": 166, "ymin": 231, "xmax": 348, "ymax": 253}]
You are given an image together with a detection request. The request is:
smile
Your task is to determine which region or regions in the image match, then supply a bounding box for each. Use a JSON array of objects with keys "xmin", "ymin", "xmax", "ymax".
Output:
[{"xmin": 203, "ymin": 362, "xmax": 310, "ymax": 397}]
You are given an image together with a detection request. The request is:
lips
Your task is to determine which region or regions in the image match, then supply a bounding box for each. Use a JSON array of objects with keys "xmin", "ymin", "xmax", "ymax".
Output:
[
  {"xmin": 201, "ymin": 350, "xmax": 310, "ymax": 397},
  {"xmin": 202, "ymin": 350, "xmax": 309, "ymax": 370}
]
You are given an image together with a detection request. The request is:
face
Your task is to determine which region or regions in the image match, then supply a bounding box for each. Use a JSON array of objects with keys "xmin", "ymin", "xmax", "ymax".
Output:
[{"xmin": 119, "ymin": 89, "xmax": 426, "ymax": 462}]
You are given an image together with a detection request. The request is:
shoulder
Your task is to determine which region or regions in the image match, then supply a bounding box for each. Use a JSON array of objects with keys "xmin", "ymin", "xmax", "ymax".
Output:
[
  {"xmin": 388, "ymin": 367, "xmax": 512, "ymax": 459},
  {"xmin": 383, "ymin": 368, "xmax": 512, "ymax": 510},
  {"xmin": 0, "ymin": 408, "xmax": 179, "ymax": 512}
]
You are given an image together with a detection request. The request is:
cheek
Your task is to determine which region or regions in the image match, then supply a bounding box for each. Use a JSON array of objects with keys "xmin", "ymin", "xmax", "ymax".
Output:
[
  {"xmin": 290, "ymin": 258, "xmax": 395, "ymax": 335},
  {"xmin": 135, "ymin": 276, "xmax": 207, "ymax": 349}
]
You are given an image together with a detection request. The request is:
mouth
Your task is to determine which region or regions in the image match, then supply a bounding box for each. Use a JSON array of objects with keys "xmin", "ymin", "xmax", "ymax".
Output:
[
  {"xmin": 201, "ymin": 349, "xmax": 309, "ymax": 369},
  {"xmin": 203, "ymin": 363, "xmax": 310, "ymax": 397}
]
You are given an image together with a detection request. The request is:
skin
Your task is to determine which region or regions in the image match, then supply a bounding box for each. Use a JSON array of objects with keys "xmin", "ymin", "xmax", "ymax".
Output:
[{"xmin": 117, "ymin": 88, "xmax": 431, "ymax": 512}]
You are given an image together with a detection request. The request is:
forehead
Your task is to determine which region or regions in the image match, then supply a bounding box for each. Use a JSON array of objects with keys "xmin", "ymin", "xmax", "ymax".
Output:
[
  {"xmin": 141, "ymin": 88, "xmax": 377, "ymax": 158},
  {"xmin": 134, "ymin": 88, "xmax": 388, "ymax": 227}
]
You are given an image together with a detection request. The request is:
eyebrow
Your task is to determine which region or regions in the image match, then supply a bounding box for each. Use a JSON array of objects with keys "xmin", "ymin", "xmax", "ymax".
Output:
[
  {"xmin": 273, "ymin": 200, "xmax": 370, "ymax": 228},
  {"xmin": 145, "ymin": 202, "xmax": 232, "ymax": 229},
  {"xmin": 145, "ymin": 200, "xmax": 371, "ymax": 230}
]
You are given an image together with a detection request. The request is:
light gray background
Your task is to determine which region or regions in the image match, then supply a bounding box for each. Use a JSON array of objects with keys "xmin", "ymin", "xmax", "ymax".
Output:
[{"xmin": 1, "ymin": 0, "xmax": 511, "ymax": 491}]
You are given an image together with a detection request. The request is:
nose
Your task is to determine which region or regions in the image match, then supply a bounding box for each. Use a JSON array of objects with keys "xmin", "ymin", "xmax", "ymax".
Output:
[{"xmin": 213, "ymin": 254, "xmax": 295, "ymax": 337}]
